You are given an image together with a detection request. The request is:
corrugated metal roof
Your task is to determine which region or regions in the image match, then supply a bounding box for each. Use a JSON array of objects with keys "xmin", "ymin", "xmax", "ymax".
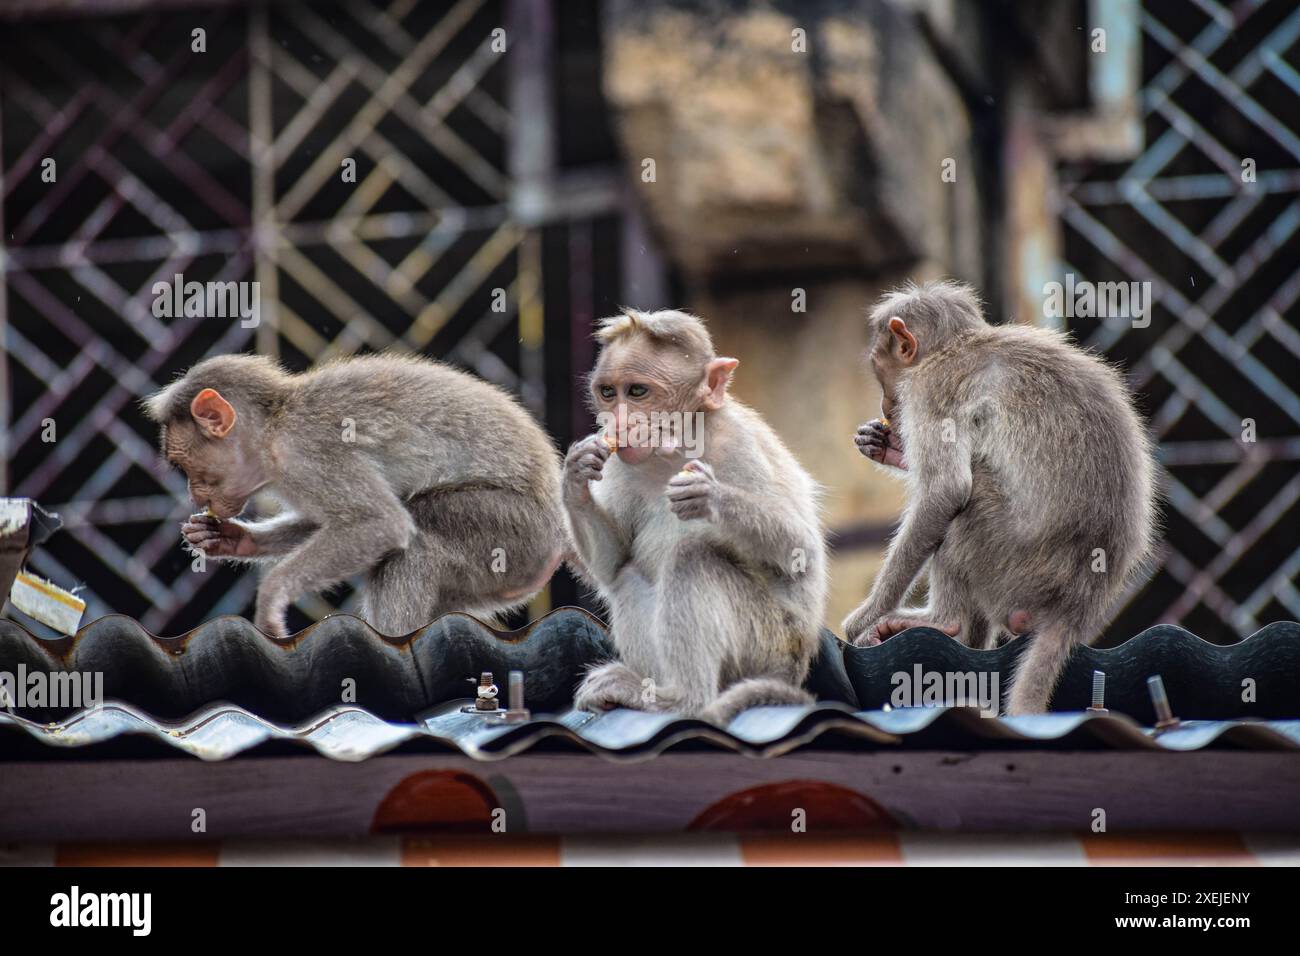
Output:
[
  {"xmin": 2, "ymin": 611, "xmax": 1297, "ymax": 761},
  {"xmin": 845, "ymin": 621, "xmax": 1300, "ymax": 723},
  {"xmin": 0, "ymin": 608, "xmax": 619, "ymax": 723},
  {"xmin": 2, "ymin": 699, "xmax": 1298, "ymax": 762}
]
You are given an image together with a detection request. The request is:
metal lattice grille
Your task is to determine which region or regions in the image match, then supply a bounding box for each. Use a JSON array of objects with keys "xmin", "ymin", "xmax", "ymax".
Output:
[
  {"xmin": 0, "ymin": 0, "xmax": 539, "ymax": 635},
  {"xmin": 1061, "ymin": 0, "xmax": 1300, "ymax": 641},
  {"xmin": 5, "ymin": 0, "xmax": 1294, "ymax": 643}
]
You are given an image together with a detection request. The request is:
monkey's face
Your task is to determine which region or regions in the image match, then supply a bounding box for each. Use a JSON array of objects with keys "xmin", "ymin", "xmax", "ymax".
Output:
[
  {"xmin": 868, "ymin": 331, "xmax": 897, "ymax": 417},
  {"xmin": 161, "ymin": 406, "xmax": 266, "ymax": 519},
  {"xmin": 589, "ymin": 342, "xmax": 702, "ymax": 466},
  {"xmin": 868, "ymin": 317, "xmax": 918, "ymax": 419}
]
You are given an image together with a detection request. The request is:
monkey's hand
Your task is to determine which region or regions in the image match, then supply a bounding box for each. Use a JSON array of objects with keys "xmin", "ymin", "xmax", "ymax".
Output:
[
  {"xmin": 563, "ymin": 434, "xmax": 611, "ymax": 505},
  {"xmin": 855, "ymin": 419, "xmax": 905, "ymax": 469},
  {"xmin": 666, "ymin": 460, "xmax": 716, "ymax": 522},
  {"xmin": 181, "ymin": 513, "xmax": 258, "ymax": 558}
]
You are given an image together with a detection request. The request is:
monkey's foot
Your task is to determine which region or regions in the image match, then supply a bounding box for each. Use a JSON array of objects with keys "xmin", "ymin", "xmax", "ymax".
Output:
[
  {"xmin": 854, "ymin": 617, "xmax": 961, "ymax": 645},
  {"xmin": 573, "ymin": 661, "xmax": 651, "ymax": 713},
  {"xmin": 700, "ymin": 678, "xmax": 814, "ymax": 725},
  {"xmin": 253, "ymin": 594, "xmax": 291, "ymax": 642}
]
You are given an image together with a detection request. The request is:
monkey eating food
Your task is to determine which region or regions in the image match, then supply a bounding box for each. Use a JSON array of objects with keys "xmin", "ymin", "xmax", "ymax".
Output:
[
  {"xmin": 845, "ymin": 281, "xmax": 1158, "ymax": 715},
  {"xmin": 563, "ymin": 308, "xmax": 829, "ymax": 724},
  {"xmin": 145, "ymin": 353, "xmax": 566, "ymax": 639}
]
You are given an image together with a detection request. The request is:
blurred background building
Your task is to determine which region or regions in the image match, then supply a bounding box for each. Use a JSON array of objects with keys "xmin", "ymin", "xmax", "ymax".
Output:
[{"xmin": 0, "ymin": 0, "xmax": 1296, "ymax": 642}]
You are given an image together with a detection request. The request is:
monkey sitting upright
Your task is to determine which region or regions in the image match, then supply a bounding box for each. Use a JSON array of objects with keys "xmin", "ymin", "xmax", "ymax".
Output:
[
  {"xmin": 845, "ymin": 281, "xmax": 1158, "ymax": 715},
  {"xmin": 144, "ymin": 353, "xmax": 565, "ymax": 639},
  {"xmin": 563, "ymin": 308, "xmax": 828, "ymax": 724}
]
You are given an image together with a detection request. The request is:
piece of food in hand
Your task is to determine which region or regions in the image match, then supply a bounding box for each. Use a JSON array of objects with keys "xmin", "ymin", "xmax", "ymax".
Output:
[
  {"xmin": 203, "ymin": 506, "xmax": 218, "ymax": 518},
  {"xmin": 602, "ymin": 431, "xmax": 618, "ymax": 455},
  {"xmin": 880, "ymin": 417, "xmax": 890, "ymax": 428}
]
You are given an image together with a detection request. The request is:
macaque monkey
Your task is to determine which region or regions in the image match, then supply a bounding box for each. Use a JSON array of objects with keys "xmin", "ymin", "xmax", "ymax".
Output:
[
  {"xmin": 563, "ymin": 308, "xmax": 828, "ymax": 724},
  {"xmin": 845, "ymin": 281, "xmax": 1157, "ymax": 715},
  {"xmin": 144, "ymin": 353, "xmax": 565, "ymax": 639}
]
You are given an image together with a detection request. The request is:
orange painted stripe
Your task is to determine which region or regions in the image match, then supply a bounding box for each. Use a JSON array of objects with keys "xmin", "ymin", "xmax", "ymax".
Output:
[
  {"xmin": 401, "ymin": 835, "xmax": 561, "ymax": 867},
  {"xmin": 740, "ymin": 832, "xmax": 903, "ymax": 866},
  {"xmin": 56, "ymin": 842, "xmax": 221, "ymax": 867},
  {"xmin": 14, "ymin": 571, "xmax": 86, "ymax": 611},
  {"xmin": 1081, "ymin": 832, "xmax": 1256, "ymax": 866}
]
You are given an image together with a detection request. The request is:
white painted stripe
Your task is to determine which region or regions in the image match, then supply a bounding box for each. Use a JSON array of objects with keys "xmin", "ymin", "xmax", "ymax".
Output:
[
  {"xmin": 561, "ymin": 833, "xmax": 744, "ymax": 866},
  {"xmin": 13, "ymin": 833, "xmax": 1277, "ymax": 867},
  {"xmin": 900, "ymin": 832, "xmax": 1088, "ymax": 866},
  {"xmin": 0, "ymin": 843, "xmax": 55, "ymax": 867},
  {"xmin": 218, "ymin": 837, "xmax": 402, "ymax": 866},
  {"xmin": 1243, "ymin": 833, "xmax": 1300, "ymax": 866}
]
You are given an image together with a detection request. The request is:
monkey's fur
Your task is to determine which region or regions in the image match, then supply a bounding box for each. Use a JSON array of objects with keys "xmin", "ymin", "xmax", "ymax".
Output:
[
  {"xmin": 145, "ymin": 353, "xmax": 565, "ymax": 638},
  {"xmin": 564, "ymin": 309, "xmax": 829, "ymax": 724},
  {"xmin": 844, "ymin": 281, "xmax": 1158, "ymax": 714}
]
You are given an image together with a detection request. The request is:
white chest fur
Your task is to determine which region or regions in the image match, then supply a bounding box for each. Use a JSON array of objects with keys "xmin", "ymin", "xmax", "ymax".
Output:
[{"xmin": 591, "ymin": 455, "xmax": 713, "ymax": 581}]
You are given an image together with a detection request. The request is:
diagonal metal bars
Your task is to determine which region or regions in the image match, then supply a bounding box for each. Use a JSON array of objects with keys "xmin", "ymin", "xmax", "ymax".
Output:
[{"xmin": 1058, "ymin": 0, "xmax": 1300, "ymax": 639}]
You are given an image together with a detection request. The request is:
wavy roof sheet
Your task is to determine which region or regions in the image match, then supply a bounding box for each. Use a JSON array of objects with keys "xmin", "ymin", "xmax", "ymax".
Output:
[
  {"xmin": 3, "ymin": 698, "xmax": 1299, "ymax": 763},
  {"xmin": 1, "ymin": 611, "xmax": 1297, "ymax": 761}
]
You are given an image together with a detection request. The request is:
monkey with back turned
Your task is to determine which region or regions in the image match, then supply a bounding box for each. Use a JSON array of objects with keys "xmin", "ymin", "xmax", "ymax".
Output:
[
  {"xmin": 847, "ymin": 280, "xmax": 1158, "ymax": 714},
  {"xmin": 145, "ymin": 353, "xmax": 565, "ymax": 639}
]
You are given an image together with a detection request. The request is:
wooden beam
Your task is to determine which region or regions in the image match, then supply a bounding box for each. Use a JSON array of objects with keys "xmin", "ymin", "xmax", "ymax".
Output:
[{"xmin": 3, "ymin": 750, "xmax": 1297, "ymax": 840}]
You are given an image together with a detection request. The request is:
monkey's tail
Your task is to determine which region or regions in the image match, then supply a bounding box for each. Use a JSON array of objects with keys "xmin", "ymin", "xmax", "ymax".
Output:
[
  {"xmin": 1004, "ymin": 624, "xmax": 1087, "ymax": 715},
  {"xmin": 701, "ymin": 678, "xmax": 815, "ymax": 725}
]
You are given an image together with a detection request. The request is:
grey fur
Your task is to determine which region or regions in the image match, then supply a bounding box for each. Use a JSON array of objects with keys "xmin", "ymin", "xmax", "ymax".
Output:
[
  {"xmin": 146, "ymin": 353, "xmax": 565, "ymax": 638},
  {"xmin": 565, "ymin": 309, "xmax": 827, "ymax": 724},
  {"xmin": 843, "ymin": 281, "xmax": 1159, "ymax": 714}
]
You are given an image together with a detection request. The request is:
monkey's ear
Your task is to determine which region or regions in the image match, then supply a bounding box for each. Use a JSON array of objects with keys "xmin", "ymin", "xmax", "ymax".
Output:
[
  {"xmin": 888, "ymin": 317, "xmax": 919, "ymax": 364},
  {"xmin": 701, "ymin": 357, "xmax": 740, "ymax": 410},
  {"xmin": 190, "ymin": 387, "xmax": 237, "ymax": 438}
]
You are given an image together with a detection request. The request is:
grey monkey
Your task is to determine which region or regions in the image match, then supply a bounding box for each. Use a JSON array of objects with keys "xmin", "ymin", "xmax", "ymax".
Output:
[
  {"xmin": 145, "ymin": 353, "xmax": 565, "ymax": 639},
  {"xmin": 563, "ymin": 308, "xmax": 829, "ymax": 724},
  {"xmin": 845, "ymin": 281, "xmax": 1158, "ymax": 714}
]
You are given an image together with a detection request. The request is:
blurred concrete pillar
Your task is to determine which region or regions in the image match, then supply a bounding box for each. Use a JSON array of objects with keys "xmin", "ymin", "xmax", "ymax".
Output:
[{"xmin": 601, "ymin": 0, "xmax": 981, "ymax": 284}]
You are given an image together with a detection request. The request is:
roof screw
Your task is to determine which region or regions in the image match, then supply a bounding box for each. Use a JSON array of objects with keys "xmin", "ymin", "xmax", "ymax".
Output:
[
  {"xmin": 503, "ymin": 670, "xmax": 531, "ymax": 724},
  {"xmin": 472, "ymin": 672, "xmax": 501, "ymax": 712},
  {"xmin": 1146, "ymin": 675, "xmax": 1180, "ymax": 732},
  {"xmin": 1086, "ymin": 670, "xmax": 1108, "ymax": 714}
]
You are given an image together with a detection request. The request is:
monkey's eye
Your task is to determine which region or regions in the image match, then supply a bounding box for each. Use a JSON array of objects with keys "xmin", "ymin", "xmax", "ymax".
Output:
[
  {"xmin": 598, "ymin": 385, "xmax": 616, "ymax": 401},
  {"xmin": 627, "ymin": 384, "xmax": 649, "ymax": 399}
]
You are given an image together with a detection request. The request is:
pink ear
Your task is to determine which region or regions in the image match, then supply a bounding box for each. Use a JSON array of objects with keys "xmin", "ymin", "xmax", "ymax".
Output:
[
  {"xmin": 190, "ymin": 388, "xmax": 237, "ymax": 438},
  {"xmin": 888, "ymin": 317, "xmax": 918, "ymax": 362},
  {"xmin": 702, "ymin": 357, "xmax": 739, "ymax": 410}
]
